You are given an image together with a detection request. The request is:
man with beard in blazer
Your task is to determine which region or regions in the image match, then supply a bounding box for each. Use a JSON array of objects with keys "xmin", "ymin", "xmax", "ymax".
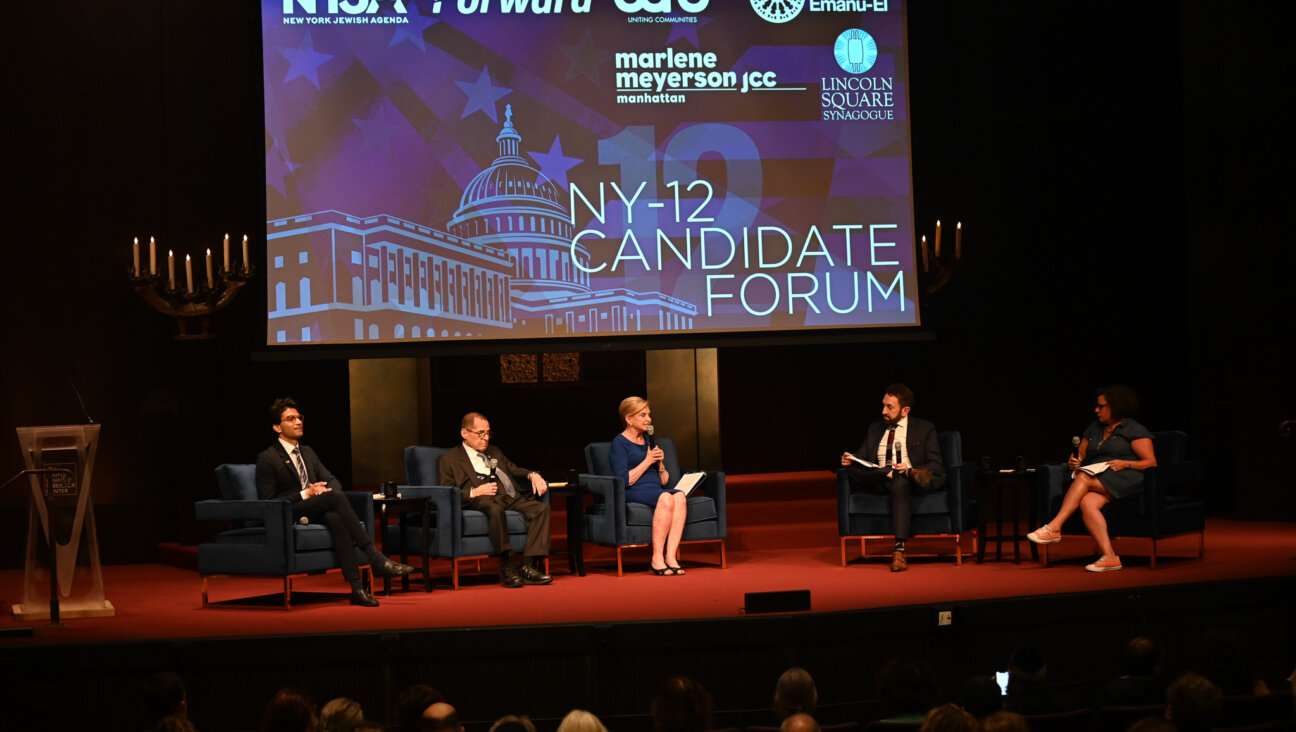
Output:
[
  {"xmin": 255, "ymin": 397, "xmax": 412, "ymax": 606},
  {"xmin": 839, "ymin": 383, "xmax": 945, "ymax": 572},
  {"xmin": 439, "ymin": 411, "xmax": 552, "ymax": 588}
]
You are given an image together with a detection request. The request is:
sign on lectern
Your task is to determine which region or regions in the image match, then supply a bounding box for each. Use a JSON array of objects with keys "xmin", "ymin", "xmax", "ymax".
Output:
[{"xmin": 12, "ymin": 425, "xmax": 114, "ymax": 620}]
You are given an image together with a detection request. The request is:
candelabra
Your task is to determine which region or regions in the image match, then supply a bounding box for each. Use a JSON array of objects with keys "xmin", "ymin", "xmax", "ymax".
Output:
[
  {"xmin": 129, "ymin": 235, "xmax": 255, "ymax": 339},
  {"xmin": 920, "ymin": 219, "xmax": 963, "ymax": 295}
]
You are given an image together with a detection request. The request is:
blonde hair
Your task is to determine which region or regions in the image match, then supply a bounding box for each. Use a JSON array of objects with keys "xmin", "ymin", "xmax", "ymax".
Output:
[
  {"xmin": 619, "ymin": 396, "xmax": 649, "ymax": 427},
  {"xmin": 557, "ymin": 709, "xmax": 607, "ymax": 732}
]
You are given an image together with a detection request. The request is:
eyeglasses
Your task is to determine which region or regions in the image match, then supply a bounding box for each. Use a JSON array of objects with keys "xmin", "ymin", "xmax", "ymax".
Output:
[
  {"xmin": 281, "ymin": 415, "xmax": 303, "ymax": 423},
  {"xmin": 1095, "ymin": 402, "xmax": 1110, "ymax": 410},
  {"xmin": 464, "ymin": 429, "xmax": 492, "ymax": 438}
]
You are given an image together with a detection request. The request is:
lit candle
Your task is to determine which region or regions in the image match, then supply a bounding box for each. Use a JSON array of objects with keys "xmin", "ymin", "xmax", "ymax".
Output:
[
  {"xmin": 150, "ymin": 237, "xmax": 157, "ymax": 275},
  {"xmin": 223, "ymin": 233, "xmax": 230, "ymax": 271},
  {"xmin": 955, "ymin": 221, "xmax": 963, "ymax": 259},
  {"xmin": 242, "ymin": 235, "xmax": 249, "ymax": 272},
  {"xmin": 133, "ymin": 237, "xmax": 140, "ymax": 276},
  {"xmin": 168, "ymin": 250, "xmax": 176, "ymax": 289},
  {"xmin": 934, "ymin": 220, "xmax": 942, "ymax": 258},
  {"xmin": 206, "ymin": 248, "xmax": 214, "ymax": 288},
  {"xmin": 920, "ymin": 235, "xmax": 929, "ymax": 272},
  {"xmin": 185, "ymin": 254, "xmax": 194, "ymax": 293}
]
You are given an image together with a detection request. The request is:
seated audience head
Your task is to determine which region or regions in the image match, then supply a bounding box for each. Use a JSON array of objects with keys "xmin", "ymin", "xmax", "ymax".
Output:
[
  {"xmin": 875, "ymin": 657, "xmax": 940, "ymax": 720},
  {"xmin": 1165, "ymin": 673, "xmax": 1222, "ymax": 732},
  {"xmin": 319, "ymin": 697, "xmax": 363, "ymax": 732},
  {"xmin": 1123, "ymin": 636, "xmax": 1163, "ymax": 679},
  {"xmin": 557, "ymin": 709, "xmax": 607, "ymax": 732},
  {"xmin": 779, "ymin": 713, "xmax": 819, "ymax": 732},
  {"xmin": 1007, "ymin": 646, "xmax": 1047, "ymax": 692},
  {"xmin": 394, "ymin": 685, "xmax": 444, "ymax": 732},
  {"xmin": 977, "ymin": 711, "xmax": 1028, "ymax": 732},
  {"xmin": 1096, "ymin": 385, "xmax": 1139, "ymax": 421},
  {"xmin": 489, "ymin": 715, "xmax": 537, "ymax": 732},
  {"xmin": 918, "ymin": 704, "xmax": 977, "ymax": 732},
  {"xmin": 261, "ymin": 687, "xmax": 317, "ymax": 732},
  {"xmin": 142, "ymin": 671, "xmax": 188, "ymax": 729},
  {"xmin": 957, "ymin": 674, "xmax": 1003, "ymax": 719},
  {"xmin": 421, "ymin": 702, "xmax": 462, "ymax": 732},
  {"xmin": 773, "ymin": 667, "xmax": 818, "ymax": 719},
  {"xmin": 652, "ymin": 676, "xmax": 714, "ymax": 732}
]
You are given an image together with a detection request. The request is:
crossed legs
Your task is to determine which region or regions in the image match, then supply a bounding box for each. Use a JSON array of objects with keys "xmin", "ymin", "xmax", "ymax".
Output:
[
  {"xmin": 650, "ymin": 491, "xmax": 688, "ymax": 572},
  {"xmin": 1038, "ymin": 474, "xmax": 1118, "ymax": 561}
]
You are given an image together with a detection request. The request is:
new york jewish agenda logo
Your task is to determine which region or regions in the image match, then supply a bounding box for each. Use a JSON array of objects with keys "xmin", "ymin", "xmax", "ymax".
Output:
[{"xmin": 282, "ymin": 0, "xmax": 415, "ymax": 23}]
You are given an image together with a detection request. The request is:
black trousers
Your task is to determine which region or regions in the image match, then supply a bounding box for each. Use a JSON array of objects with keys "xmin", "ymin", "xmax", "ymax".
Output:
[
  {"xmin": 292, "ymin": 490, "xmax": 371, "ymax": 582},
  {"xmin": 844, "ymin": 465, "xmax": 933, "ymax": 542},
  {"xmin": 463, "ymin": 492, "xmax": 550, "ymax": 558}
]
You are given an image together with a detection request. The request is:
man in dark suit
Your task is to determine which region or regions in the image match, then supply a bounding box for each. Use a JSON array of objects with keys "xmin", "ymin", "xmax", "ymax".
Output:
[
  {"xmin": 439, "ymin": 411, "xmax": 552, "ymax": 588},
  {"xmin": 255, "ymin": 397, "xmax": 412, "ymax": 606},
  {"xmin": 839, "ymin": 383, "xmax": 945, "ymax": 572}
]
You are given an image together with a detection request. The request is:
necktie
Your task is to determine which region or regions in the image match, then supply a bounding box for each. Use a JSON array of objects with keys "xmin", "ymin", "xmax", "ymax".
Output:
[
  {"xmin": 292, "ymin": 447, "xmax": 309, "ymax": 489},
  {"xmin": 885, "ymin": 426, "xmax": 897, "ymax": 467},
  {"xmin": 481, "ymin": 452, "xmax": 517, "ymax": 498}
]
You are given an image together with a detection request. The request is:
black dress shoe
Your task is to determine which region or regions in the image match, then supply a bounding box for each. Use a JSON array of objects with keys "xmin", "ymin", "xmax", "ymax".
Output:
[
  {"xmin": 350, "ymin": 588, "xmax": 380, "ymax": 607},
  {"xmin": 517, "ymin": 564, "xmax": 553, "ymax": 585},
  {"xmin": 500, "ymin": 564, "xmax": 524, "ymax": 588},
  {"xmin": 373, "ymin": 558, "xmax": 414, "ymax": 577}
]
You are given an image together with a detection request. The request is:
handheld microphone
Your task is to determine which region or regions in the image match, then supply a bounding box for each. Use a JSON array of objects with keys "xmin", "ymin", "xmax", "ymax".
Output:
[
  {"xmin": 1071, "ymin": 436, "xmax": 1081, "ymax": 459},
  {"xmin": 645, "ymin": 424, "xmax": 661, "ymax": 471}
]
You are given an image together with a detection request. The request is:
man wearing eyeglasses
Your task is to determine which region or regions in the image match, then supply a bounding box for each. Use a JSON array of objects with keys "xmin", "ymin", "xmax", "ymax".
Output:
[
  {"xmin": 255, "ymin": 397, "xmax": 413, "ymax": 606},
  {"xmin": 439, "ymin": 411, "xmax": 552, "ymax": 588},
  {"xmin": 839, "ymin": 383, "xmax": 945, "ymax": 572}
]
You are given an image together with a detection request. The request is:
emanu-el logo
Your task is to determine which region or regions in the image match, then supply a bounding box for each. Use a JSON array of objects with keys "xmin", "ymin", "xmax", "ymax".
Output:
[
  {"xmin": 283, "ymin": 0, "xmax": 412, "ymax": 14},
  {"xmin": 833, "ymin": 28, "xmax": 877, "ymax": 74},
  {"xmin": 614, "ymin": 0, "xmax": 709, "ymax": 12},
  {"xmin": 749, "ymin": 0, "xmax": 803, "ymax": 24}
]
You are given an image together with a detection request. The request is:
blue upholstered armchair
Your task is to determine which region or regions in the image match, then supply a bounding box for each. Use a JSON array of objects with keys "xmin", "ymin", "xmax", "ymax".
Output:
[
  {"xmin": 836, "ymin": 430, "xmax": 974, "ymax": 566},
  {"xmin": 581, "ymin": 438, "xmax": 727, "ymax": 576},
  {"xmin": 195, "ymin": 463, "xmax": 375, "ymax": 608},
  {"xmin": 1036, "ymin": 430, "xmax": 1205, "ymax": 568},
  {"xmin": 383, "ymin": 445, "xmax": 550, "ymax": 589}
]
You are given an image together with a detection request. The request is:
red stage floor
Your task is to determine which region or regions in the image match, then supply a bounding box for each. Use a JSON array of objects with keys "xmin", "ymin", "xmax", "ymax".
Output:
[{"xmin": 2, "ymin": 517, "xmax": 1293, "ymax": 647}]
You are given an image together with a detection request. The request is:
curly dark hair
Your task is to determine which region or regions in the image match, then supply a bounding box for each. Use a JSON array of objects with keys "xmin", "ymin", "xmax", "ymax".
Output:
[
  {"xmin": 885, "ymin": 383, "xmax": 916, "ymax": 410},
  {"xmin": 269, "ymin": 397, "xmax": 300, "ymax": 426},
  {"xmin": 1096, "ymin": 385, "xmax": 1139, "ymax": 421}
]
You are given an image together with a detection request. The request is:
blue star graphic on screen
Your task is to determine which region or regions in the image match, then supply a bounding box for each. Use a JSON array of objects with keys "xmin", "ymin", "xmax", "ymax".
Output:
[
  {"xmin": 559, "ymin": 29, "xmax": 609, "ymax": 85},
  {"xmin": 527, "ymin": 136, "xmax": 583, "ymax": 190},
  {"xmin": 353, "ymin": 102, "xmax": 406, "ymax": 157},
  {"xmin": 278, "ymin": 32, "xmax": 333, "ymax": 89},
  {"xmin": 664, "ymin": 16, "xmax": 713, "ymax": 48},
  {"xmin": 456, "ymin": 67, "xmax": 512, "ymax": 122},
  {"xmin": 388, "ymin": 2, "xmax": 439, "ymax": 52}
]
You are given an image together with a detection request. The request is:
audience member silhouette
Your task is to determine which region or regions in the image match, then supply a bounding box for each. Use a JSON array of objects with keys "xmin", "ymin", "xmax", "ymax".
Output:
[
  {"xmin": 780, "ymin": 712, "xmax": 820, "ymax": 732},
  {"xmin": 957, "ymin": 674, "xmax": 1003, "ymax": 719},
  {"xmin": 141, "ymin": 672, "xmax": 193, "ymax": 732},
  {"xmin": 1165, "ymin": 672, "xmax": 1222, "ymax": 732},
  {"xmin": 319, "ymin": 697, "xmax": 363, "ymax": 732},
  {"xmin": 261, "ymin": 688, "xmax": 317, "ymax": 732},
  {"xmin": 1196, "ymin": 627, "xmax": 1271, "ymax": 696},
  {"xmin": 653, "ymin": 676, "xmax": 714, "ymax": 732},
  {"xmin": 773, "ymin": 667, "xmax": 818, "ymax": 720},
  {"xmin": 917, "ymin": 704, "xmax": 977, "ymax": 732},
  {"xmin": 977, "ymin": 710, "xmax": 1028, "ymax": 732},
  {"xmin": 875, "ymin": 657, "xmax": 941, "ymax": 723},
  {"xmin": 1098, "ymin": 636, "xmax": 1168, "ymax": 707},
  {"xmin": 556, "ymin": 709, "xmax": 607, "ymax": 732},
  {"xmin": 1003, "ymin": 645, "xmax": 1078, "ymax": 715},
  {"xmin": 394, "ymin": 685, "xmax": 445, "ymax": 732}
]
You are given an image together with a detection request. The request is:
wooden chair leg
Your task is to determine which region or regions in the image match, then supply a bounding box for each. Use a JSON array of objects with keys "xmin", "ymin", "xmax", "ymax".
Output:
[
  {"xmin": 283, "ymin": 576, "xmax": 292, "ymax": 609},
  {"xmin": 718, "ymin": 539, "xmax": 726, "ymax": 569},
  {"xmin": 955, "ymin": 536, "xmax": 962, "ymax": 566},
  {"xmin": 452, "ymin": 560, "xmax": 461, "ymax": 590},
  {"xmin": 1041, "ymin": 543, "xmax": 1049, "ymax": 567},
  {"xmin": 1198, "ymin": 530, "xmax": 1205, "ymax": 558},
  {"xmin": 840, "ymin": 538, "xmax": 847, "ymax": 567},
  {"xmin": 201, "ymin": 576, "xmax": 210, "ymax": 608},
  {"xmin": 616, "ymin": 547, "xmax": 624, "ymax": 577},
  {"xmin": 1150, "ymin": 538, "xmax": 1158, "ymax": 569}
]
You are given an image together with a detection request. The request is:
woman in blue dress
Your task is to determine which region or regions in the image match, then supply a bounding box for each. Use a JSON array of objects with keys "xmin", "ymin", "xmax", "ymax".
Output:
[
  {"xmin": 610, "ymin": 396, "xmax": 689, "ymax": 575},
  {"xmin": 1028, "ymin": 385, "xmax": 1157, "ymax": 572}
]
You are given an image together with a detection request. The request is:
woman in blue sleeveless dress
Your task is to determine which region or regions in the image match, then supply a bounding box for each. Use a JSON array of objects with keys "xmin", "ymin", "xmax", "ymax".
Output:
[
  {"xmin": 1028, "ymin": 385, "xmax": 1157, "ymax": 572},
  {"xmin": 609, "ymin": 396, "xmax": 689, "ymax": 575}
]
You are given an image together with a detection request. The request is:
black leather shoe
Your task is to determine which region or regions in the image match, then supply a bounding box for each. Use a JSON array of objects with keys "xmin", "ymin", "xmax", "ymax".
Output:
[
  {"xmin": 517, "ymin": 563, "xmax": 553, "ymax": 585},
  {"xmin": 349, "ymin": 587, "xmax": 380, "ymax": 607},
  {"xmin": 500, "ymin": 564, "xmax": 524, "ymax": 588},
  {"xmin": 373, "ymin": 558, "xmax": 414, "ymax": 577}
]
